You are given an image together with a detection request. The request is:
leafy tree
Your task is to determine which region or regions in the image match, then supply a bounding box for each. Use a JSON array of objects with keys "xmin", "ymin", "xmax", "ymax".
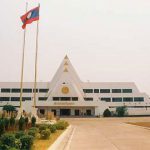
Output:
[
  {"xmin": 103, "ymin": 109, "xmax": 111, "ymax": 117},
  {"xmin": 116, "ymin": 106, "xmax": 127, "ymax": 117},
  {"xmin": 3, "ymin": 105, "xmax": 16, "ymax": 113}
]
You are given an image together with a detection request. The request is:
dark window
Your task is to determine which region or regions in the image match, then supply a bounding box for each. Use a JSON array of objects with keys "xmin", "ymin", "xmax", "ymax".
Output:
[
  {"xmin": 0, "ymin": 97, "xmax": 10, "ymax": 101},
  {"xmin": 22, "ymin": 97, "xmax": 31, "ymax": 101},
  {"xmin": 39, "ymin": 97, "xmax": 47, "ymax": 101},
  {"xmin": 60, "ymin": 97, "xmax": 71, "ymax": 101},
  {"xmin": 112, "ymin": 97, "xmax": 122, "ymax": 102},
  {"xmin": 40, "ymin": 109, "xmax": 45, "ymax": 115},
  {"xmin": 101, "ymin": 97, "xmax": 111, "ymax": 102},
  {"xmin": 23, "ymin": 89, "xmax": 32, "ymax": 93},
  {"xmin": 100, "ymin": 89, "xmax": 110, "ymax": 93},
  {"xmin": 122, "ymin": 89, "xmax": 132, "ymax": 93},
  {"xmin": 11, "ymin": 97, "xmax": 20, "ymax": 101},
  {"xmin": 12, "ymin": 88, "xmax": 20, "ymax": 93},
  {"xmin": 84, "ymin": 97, "xmax": 93, "ymax": 101},
  {"xmin": 33, "ymin": 89, "xmax": 38, "ymax": 93},
  {"xmin": 39, "ymin": 89, "xmax": 49, "ymax": 93},
  {"xmin": 123, "ymin": 97, "xmax": 133, "ymax": 102},
  {"xmin": 72, "ymin": 97, "xmax": 78, "ymax": 101},
  {"xmin": 134, "ymin": 97, "xmax": 144, "ymax": 102},
  {"xmin": 94, "ymin": 89, "xmax": 99, "ymax": 93},
  {"xmin": 112, "ymin": 89, "xmax": 121, "ymax": 93},
  {"xmin": 53, "ymin": 97, "xmax": 59, "ymax": 101},
  {"xmin": 83, "ymin": 89, "xmax": 93, "ymax": 93},
  {"xmin": 1, "ymin": 88, "xmax": 11, "ymax": 93}
]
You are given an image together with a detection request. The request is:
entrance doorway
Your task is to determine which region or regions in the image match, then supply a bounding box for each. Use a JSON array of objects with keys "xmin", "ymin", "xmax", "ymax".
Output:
[
  {"xmin": 60, "ymin": 109, "xmax": 71, "ymax": 116},
  {"xmin": 86, "ymin": 109, "xmax": 92, "ymax": 116},
  {"xmin": 75, "ymin": 109, "xmax": 80, "ymax": 116}
]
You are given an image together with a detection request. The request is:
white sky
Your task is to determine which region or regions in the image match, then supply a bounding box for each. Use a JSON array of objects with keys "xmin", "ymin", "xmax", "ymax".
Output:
[{"xmin": 0, "ymin": 0, "xmax": 150, "ymax": 95}]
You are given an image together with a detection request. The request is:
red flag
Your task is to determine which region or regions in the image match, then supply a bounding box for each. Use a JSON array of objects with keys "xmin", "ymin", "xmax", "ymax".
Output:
[{"xmin": 21, "ymin": 6, "xmax": 39, "ymax": 29}]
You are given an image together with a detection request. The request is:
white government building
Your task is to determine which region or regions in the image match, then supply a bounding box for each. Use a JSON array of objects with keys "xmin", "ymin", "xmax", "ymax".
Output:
[{"xmin": 0, "ymin": 55, "xmax": 150, "ymax": 116}]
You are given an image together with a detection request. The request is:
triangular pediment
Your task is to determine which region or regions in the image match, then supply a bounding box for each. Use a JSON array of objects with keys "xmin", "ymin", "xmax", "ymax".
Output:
[{"xmin": 47, "ymin": 55, "xmax": 84, "ymax": 101}]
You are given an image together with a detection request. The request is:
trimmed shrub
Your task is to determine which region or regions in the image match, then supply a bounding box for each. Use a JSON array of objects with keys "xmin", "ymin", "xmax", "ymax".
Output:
[
  {"xmin": 28, "ymin": 130, "xmax": 37, "ymax": 137},
  {"xmin": 39, "ymin": 124, "xmax": 48, "ymax": 133},
  {"xmin": 15, "ymin": 131, "xmax": 26, "ymax": 139},
  {"xmin": 10, "ymin": 117, "xmax": 15, "ymax": 128},
  {"xmin": 31, "ymin": 116, "xmax": 36, "ymax": 127},
  {"xmin": 116, "ymin": 106, "xmax": 127, "ymax": 117},
  {"xmin": 4, "ymin": 118, "xmax": 10, "ymax": 130},
  {"xmin": 103, "ymin": 109, "xmax": 111, "ymax": 117},
  {"xmin": 29, "ymin": 127, "xmax": 39, "ymax": 132},
  {"xmin": 18, "ymin": 116, "xmax": 25, "ymax": 130},
  {"xmin": 14, "ymin": 138, "xmax": 21, "ymax": 149},
  {"xmin": 20, "ymin": 135, "xmax": 34, "ymax": 150},
  {"xmin": 0, "ymin": 119, "xmax": 5, "ymax": 136},
  {"xmin": 40, "ymin": 129, "xmax": 51, "ymax": 139},
  {"xmin": 49, "ymin": 124, "xmax": 57, "ymax": 133},
  {"xmin": 25, "ymin": 117, "xmax": 29, "ymax": 127},
  {"xmin": 55, "ymin": 121, "xmax": 69, "ymax": 130},
  {"xmin": 1, "ymin": 133, "xmax": 16, "ymax": 147}
]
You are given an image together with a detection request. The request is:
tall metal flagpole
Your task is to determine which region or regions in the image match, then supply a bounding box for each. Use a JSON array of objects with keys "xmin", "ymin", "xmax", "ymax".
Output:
[
  {"xmin": 32, "ymin": 4, "xmax": 40, "ymax": 118},
  {"xmin": 18, "ymin": 2, "xmax": 28, "ymax": 118}
]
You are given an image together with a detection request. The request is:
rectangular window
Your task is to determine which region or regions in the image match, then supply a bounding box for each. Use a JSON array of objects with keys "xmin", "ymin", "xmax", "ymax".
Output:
[
  {"xmin": 100, "ymin": 89, "xmax": 110, "ymax": 93},
  {"xmin": 134, "ymin": 97, "xmax": 144, "ymax": 102},
  {"xmin": 33, "ymin": 89, "xmax": 38, "ymax": 93},
  {"xmin": 112, "ymin": 89, "xmax": 121, "ymax": 93},
  {"xmin": 101, "ymin": 97, "xmax": 111, "ymax": 102},
  {"xmin": 60, "ymin": 97, "xmax": 71, "ymax": 101},
  {"xmin": 39, "ymin": 97, "xmax": 47, "ymax": 101},
  {"xmin": 94, "ymin": 89, "xmax": 99, "ymax": 93},
  {"xmin": 122, "ymin": 89, "xmax": 132, "ymax": 93},
  {"xmin": 39, "ymin": 89, "xmax": 49, "ymax": 93},
  {"xmin": 22, "ymin": 97, "xmax": 31, "ymax": 101},
  {"xmin": 83, "ymin": 89, "xmax": 93, "ymax": 93},
  {"xmin": 0, "ymin": 97, "xmax": 10, "ymax": 101},
  {"xmin": 123, "ymin": 97, "xmax": 133, "ymax": 102},
  {"xmin": 11, "ymin": 97, "xmax": 20, "ymax": 101},
  {"xmin": 84, "ymin": 97, "xmax": 93, "ymax": 101},
  {"xmin": 23, "ymin": 89, "xmax": 32, "ymax": 93},
  {"xmin": 53, "ymin": 97, "xmax": 59, "ymax": 101},
  {"xmin": 112, "ymin": 97, "xmax": 122, "ymax": 102},
  {"xmin": 1, "ymin": 88, "xmax": 11, "ymax": 93},
  {"xmin": 72, "ymin": 97, "xmax": 78, "ymax": 101},
  {"xmin": 12, "ymin": 88, "xmax": 20, "ymax": 93}
]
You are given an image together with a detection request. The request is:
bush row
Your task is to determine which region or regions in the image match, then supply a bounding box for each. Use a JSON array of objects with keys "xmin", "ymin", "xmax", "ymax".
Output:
[{"xmin": 0, "ymin": 120, "xmax": 69, "ymax": 149}]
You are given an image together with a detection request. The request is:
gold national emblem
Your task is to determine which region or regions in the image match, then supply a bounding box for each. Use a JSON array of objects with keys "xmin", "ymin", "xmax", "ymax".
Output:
[{"xmin": 62, "ymin": 86, "xmax": 69, "ymax": 94}]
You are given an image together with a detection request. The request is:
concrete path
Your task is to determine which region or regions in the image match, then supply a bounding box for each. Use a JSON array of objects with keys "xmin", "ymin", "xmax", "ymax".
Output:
[{"xmin": 53, "ymin": 117, "xmax": 150, "ymax": 150}]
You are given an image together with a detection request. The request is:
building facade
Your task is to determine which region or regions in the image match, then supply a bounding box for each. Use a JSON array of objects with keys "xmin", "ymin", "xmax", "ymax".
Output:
[{"xmin": 0, "ymin": 55, "xmax": 150, "ymax": 116}]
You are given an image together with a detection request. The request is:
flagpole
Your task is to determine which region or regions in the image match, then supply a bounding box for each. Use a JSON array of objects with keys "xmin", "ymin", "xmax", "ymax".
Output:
[
  {"xmin": 19, "ymin": 2, "xmax": 28, "ymax": 115},
  {"xmin": 33, "ymin": 3, "xmax": 40, "ymax": 109}
]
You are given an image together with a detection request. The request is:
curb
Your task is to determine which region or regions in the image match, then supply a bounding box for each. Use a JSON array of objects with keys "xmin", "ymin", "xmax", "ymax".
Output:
[{"xmin": 48, "ymin": 125, "xmax": 72, "ymax": 150}]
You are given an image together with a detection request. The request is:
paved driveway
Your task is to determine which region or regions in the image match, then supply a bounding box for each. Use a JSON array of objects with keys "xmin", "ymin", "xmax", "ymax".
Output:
[{"xmin": 56, "ymin": 117, "xmax": 150, "ymax": 150}]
